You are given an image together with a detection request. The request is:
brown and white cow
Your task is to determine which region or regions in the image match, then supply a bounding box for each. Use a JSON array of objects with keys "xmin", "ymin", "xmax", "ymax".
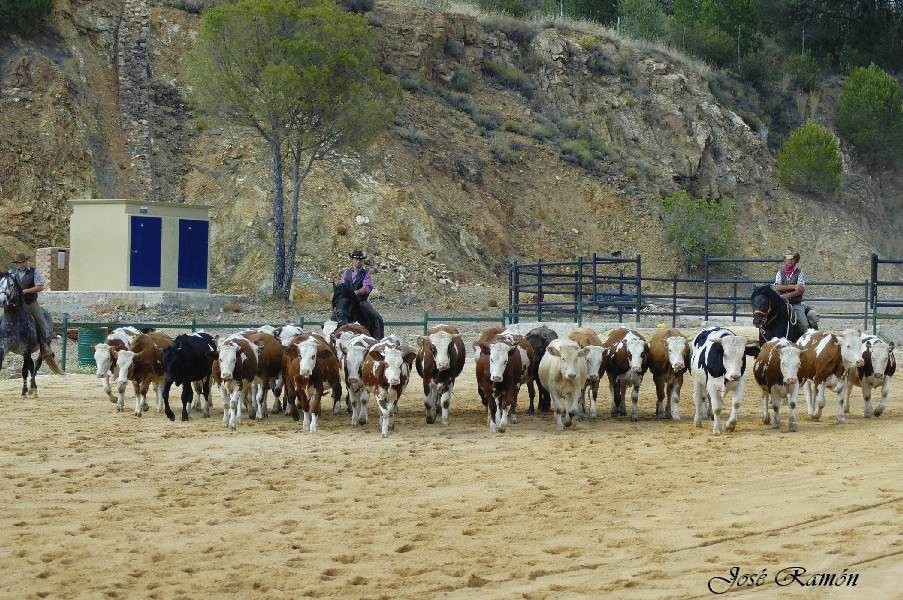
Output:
[
  {"xmin": 753, "ymin": 338, "xmax": 802, "ymax": 431},
  {"xmin": 474, "ymin": 331, "xmax": 534, "ymax": 433},
  {"xmin": 567, "ymin": 327, "xmax": 606, "ymax": 419},
  {"xmin": 416, "ymin": 325, "xmax": 466, "ymax": 425},
  {"xmin": 94, "ymin": 326, "xmax": 141, "ymax": 402},
  {"xmin": 797, "ymin": 329, "xmax": 864, "ymax": 424},
  {"xmin": 362, "ymin": 336, "xmax": 417, "ymax": 438},
  {"xmin": 602, "ymin": 328, "xmax": 650, "ymax": 420},
  {"xmin": 338, "ymin": 333, "xmax": 378, "ymax": 426},
  {"xmin": 292, "ymin": 335, "xmax": 343, "ymax": 432},
  {"xmin": 647, "ymin": 329, "xmax": 690, "ymax": 420},
  {"xmin": 239, "ymin": 330, "xmax": 284, "ymax": 419},
  {"xmin": 847, "ymin": 333, "xmax": 896, "ymax": 418},
  {"xmin": 218, "ymin": 334, "xmax": 259, "ymax": 431},
  {"xmin": 538, "ymin": 338, "xmax": 589, "ymax": 431},
  {"xmin": 114, "ymin": 332, "xmax": 172, "ymax": 416}
]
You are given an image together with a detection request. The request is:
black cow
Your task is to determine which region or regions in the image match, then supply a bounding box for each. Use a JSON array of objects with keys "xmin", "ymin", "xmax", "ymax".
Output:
[
  {"xmin": 525, "ymin": 325, "xmax": 558, "ymax": 415},
  {"xmin": 161, "ymin": 332, "xmax": 216, "ymax": 422}
]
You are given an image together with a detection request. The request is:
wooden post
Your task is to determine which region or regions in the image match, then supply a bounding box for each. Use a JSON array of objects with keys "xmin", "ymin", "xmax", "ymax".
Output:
[{"xmin": 672, "ymin": 274, "xmax": 677, "ymax": 328}]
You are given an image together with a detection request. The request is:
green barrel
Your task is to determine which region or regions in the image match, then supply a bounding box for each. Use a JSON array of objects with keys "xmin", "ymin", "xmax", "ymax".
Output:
[{"xmin": 77, "ymin": 327, "xmax": 109, "ymax": 368}]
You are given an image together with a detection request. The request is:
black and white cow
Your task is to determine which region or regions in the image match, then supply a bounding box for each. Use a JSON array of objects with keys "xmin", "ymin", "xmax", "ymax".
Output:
[
  {"xmin": 161, "ymin": 332, "xmax": 217, "ymax": 422},
  {"xmin": 690, "ymin": 326, "xmax": 756, "ymax": 434}
]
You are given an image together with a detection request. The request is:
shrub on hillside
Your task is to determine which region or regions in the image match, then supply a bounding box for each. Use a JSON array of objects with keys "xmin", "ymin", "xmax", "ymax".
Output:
[
  {"xmin": 837, "ymin": 63, "xmax": 903, "ymax": 162},
  {"xmin": 672, "ymin": 22, "xmax": 734, "ymax": 68},
  {"xmin": 444, "ymin": 36, "xmax": 465, "ymax": 59},
  {"xmin": 481, "ymin": 60, "xmax": 535, "ymax": 96},
  {"xmin": 660, "ymin": 191, "xmax": 737, "ymax": 271},
  {"xmin": 0, "ymin": 0, "xmax": 53, "ymax": 31},
  {"xmin": 477, "ymin": 0, "xmax": 541, "ymax": 19},
  {"xmin": 341, "ymin": 0, "xmax": 374, "ymax": 12},
  {"xmin": 618, "ymin": 0, "xmax": 667, "ymax": 41},
  {"xmin": 450, "ymin": 69, "xmax": 474, "ymax": 92},
  {"xmin": 777, "ymin": 121, "xmax": 842, "ymax": 195},
  {"xmin": 783, "ymin": 52, "xmax": 820, "ymax": 91}
]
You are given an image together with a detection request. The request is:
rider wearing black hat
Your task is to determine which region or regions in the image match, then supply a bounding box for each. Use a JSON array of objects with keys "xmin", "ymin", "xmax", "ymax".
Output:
[
  {"xmin": 9, "ymin": 252, "xmax": 53, "ymax": 357},
  {"xmin": 337, "ymin": 250, "xmax": 383, "ymax": 338}
]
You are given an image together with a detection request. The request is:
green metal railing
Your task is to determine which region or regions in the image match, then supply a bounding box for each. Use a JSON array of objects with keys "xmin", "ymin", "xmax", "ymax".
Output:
[{"xmin": 53, "ymin": 311, "xmax": 509, "ymax": 372}]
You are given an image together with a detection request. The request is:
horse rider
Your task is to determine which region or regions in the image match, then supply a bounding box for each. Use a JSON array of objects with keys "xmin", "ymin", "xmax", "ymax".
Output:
[
  {"xmin": 773, "ymin": 250, "xmax": 818, "ymax": 332},
  {"xmin": 337, "ymin": 249, "xmax": 384, "ymax": 339},
  {"xmin": 9, "ymin": 252, "xmax": 54, "ymax": 357}
]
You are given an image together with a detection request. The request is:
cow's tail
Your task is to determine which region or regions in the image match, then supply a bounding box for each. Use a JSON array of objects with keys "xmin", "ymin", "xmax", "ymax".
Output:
[{"xmin": 44, "ymin": 353, "xmax": 63, "ymax": 376}]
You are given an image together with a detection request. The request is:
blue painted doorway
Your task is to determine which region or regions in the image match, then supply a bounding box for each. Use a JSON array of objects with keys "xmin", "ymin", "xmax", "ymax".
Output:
[
  {"xmin": 129, "ymin": 216, "xmax": 162, "ymax": 287},
  {"xmin": 178, "ymin": 219, "xmax": 209, "ymax": 289}
]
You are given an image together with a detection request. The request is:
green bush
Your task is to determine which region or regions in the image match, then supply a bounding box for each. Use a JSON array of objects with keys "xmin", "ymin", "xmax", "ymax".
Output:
[
  {"xmin": 777, "ymin": 121, "xmax": 842, "ymax": 195},
  {"xmin": 618, "ymin": 0, "xmax": 667, "ymax": 41},
  {"xmin": 442, "ymin": 91, "xmax": 475, "ymax": 115},
  {"xmin": 660, "ymin": 191, "xmax": 737, "ymax": 271},
  {"xmin": 501, "ymin": 119, "xmax": 530, "ymax": 136},
  {"xmin": 529, "ymin": 123, "xmax": 557, "ymax": 140},
  {"xmin": 672, "ymin": 22, "xmax": 734, "ymax": 68},
  {"xmin": 490, "ymin": 135, "xmax": 520, "ymax": 163},
  {"xmin": 472, "ymin": 110, "xmax": 501, "ymax": 131},
  {"xmin": 589, "ymin": 50, "xmax": 616, "ymax": 76},
  {"xmin": 0, "ymin": 0, "xmax": 53, "ymax": 31},
  {"xmin": 444, "ymin": 36, "xmax": 465, "ymax": 59},
  {"xmin": 560, "ymin": 139, "xmax": 594, "ymax": 168},
  {"xmin": 479, "ymin": 13, "xmax": 539, "ymax": 47},
  {"xmin": 578, "ymin": 35, "xmax": 601, "ymax": 52},
  {"xmin": 739, "ymin": 51, "xmax": 781, "ymax": 91},
  {"xmin": 837, "ymin": 63, "xmax": 903, "ymax": 161},
  {"xmin": 783, "ymin": 52, "xmax": 820, "ymax": 91},
  {"xmin": 477, "ymin": 0, "xmax": 541, "ymax": 19},
  {"xmin": 397, "ymin": 127, "xmax": 430, "ymax": 144},
  {"xmin": 401, "ymin": 73, "xmax": 433, "ymax": 94},
  {"xmin": 450, "ymin": 69, "xmax": 474, "ymax": 92},
  {"xmin": 481, "ymin": 60, "xmax": 535, "ymax": 96}
]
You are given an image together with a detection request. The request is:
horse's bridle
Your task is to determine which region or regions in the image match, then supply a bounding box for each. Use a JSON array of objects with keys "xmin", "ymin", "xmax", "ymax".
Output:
[
  {"xmin": 0, "ymin": 272, "xmax": 20, "ymax": 308},
  {"xmin": 754, "ymin": 301, "xmax": 795, "ymax": 340}
]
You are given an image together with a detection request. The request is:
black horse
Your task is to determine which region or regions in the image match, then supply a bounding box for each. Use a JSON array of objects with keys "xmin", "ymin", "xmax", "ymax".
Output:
[
  {"xmin": 331, "ymin": 282, "xmax": 384, "ymax": 339},
  {"xmin": 750, "ymin": 284, "xmax": 807, "ymax": 343},
  {"xmin": 0, "ymin": 272, "xmax": 62, "ymax": 397}
]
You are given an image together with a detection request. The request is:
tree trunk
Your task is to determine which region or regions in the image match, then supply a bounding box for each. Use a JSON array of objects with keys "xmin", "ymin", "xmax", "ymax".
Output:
[
  {"xmin": 283, "ymin": 150, "xmax": 302, "ymax": 299},
  {"xmin": 271, "ymin": 135, "xmax": 287, "ymax": 298}
]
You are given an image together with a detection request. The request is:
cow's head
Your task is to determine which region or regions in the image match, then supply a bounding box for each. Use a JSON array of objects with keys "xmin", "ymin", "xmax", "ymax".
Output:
[
  {"xmin": 94, "ymin": 342, "xmax": 114, "ymax": 378},
  {"xmin": 547, "ymin": 341, "xmax": 589, "ymax": 381},
  {"xmin": 778, "ymin": 342, "xmax": 801, "ymax": 385},
  {"xmin": 373, "ymin": 345, "xmax": 416, "ymax": 386},
  {"xmin": 868, "ymin": 338, "xmax": 892, "ymax": 379},
  {"xmin": 218, "ymin": 340, "xmax": 241, "ymax": 381},
  {"xmin": 624, "ymin": 334, "xmax": 648, "ymax": 374},
  {"xmin": 344, "ymin": 339, "xmax": 373, "ymax": 385},
  {"xmin": 474, "ymin": 340, "xmax": 516, "ymax": 383},
  {"xmin": 584, "ymin": 345, "xmax": 606, "ymax": 381},
  {"xmin": 719, "ymin": 335, "xmax": 748, "ymax": 382},
  {"xmin": 839, "ymin": 329, "xmax": 865, "ymax": 369},
  {"xmin": 419, "ymin": 330, "xmax": 462, "ymax": 371},
  {"xmin": 665, "ymin": 334, "xmax": 688, "ymax": 374},
  {"xmin": 279, "ymin": 325, "xmax": 304, "ymax": 347},
  {"xmin": 115, "ymin": 349, "xmax": 135, "ymax": 384},
  {"xmin": 297, "ymin": 338, "xmax": 323, "ymax": 377},
  {"xmin": 322, "ymin": 320, "xmax": 339, "ymax": 341}
]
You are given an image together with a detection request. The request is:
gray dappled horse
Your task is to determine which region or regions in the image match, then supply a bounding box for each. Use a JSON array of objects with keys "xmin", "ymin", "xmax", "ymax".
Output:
[{"xmin": 0, "ymin": 272, "xmax": 62, "ymax": 397}]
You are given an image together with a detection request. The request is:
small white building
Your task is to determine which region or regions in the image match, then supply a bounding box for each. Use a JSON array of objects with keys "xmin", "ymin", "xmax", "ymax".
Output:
[{"xmin": 68, "ymin": 199, "xmax": 211, "ymax": 292}]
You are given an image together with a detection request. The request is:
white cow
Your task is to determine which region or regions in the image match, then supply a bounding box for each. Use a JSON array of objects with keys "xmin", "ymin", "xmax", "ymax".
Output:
[
  {"xmin": 538, "ymin": 339, "xmax": 589, "ymax": 431},
  {"xmin": 848, "ymin": 334, "xmax": 896, "ymax": 418},
  {"xmin": 94, "ymin": 326, "xmax": 141, "ymax": 401},
  {"xmin": 690, "ymin": 326, "xmax": 750, "ymax": 434}
]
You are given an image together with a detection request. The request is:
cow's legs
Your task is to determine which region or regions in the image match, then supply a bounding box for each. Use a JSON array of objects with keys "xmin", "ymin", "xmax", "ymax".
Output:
[
  {"xmin": 133, "ymin": 381, "xmax": 143, "ymax": 417},
  {"xmin": 255, "ymin": 377, "xmax": 269, "ymax": 419},
  {"xmin": 589, "ymin": 380, "xmax": 599, "ymax": 420},
  {"xmin": 724, "ymin": 379, "xmax": 744, "ymax": 433},
  {"xmin": 309, "ymin": 387, "xmax": 322, "ymax": 433},
  {"xmin": 423, "ymin": 381, "xmax": 437, "ymax": 425},
  {"xmin": 270, "ymin": 374, "xmax": 283, "ymax": 414},
  {"xmin": 692, "ymin": 381, "xmax": 705, "ymax": 428},
  {"xmin": 162, "ymin": 379, "xmax": 177, "ymax": 421},
  {"xmin": 191, "ymin": 380, "xmax": 203, "ymax": 412},
  {"xmin": 654, "ymin": 376, "xmax": 665, "ymax": 418},
  {"xmin": 630, "ymin": 381, "xmax": 641, "ymax": 421},
  {"xmin": 803, "ymin": 380, "xmax": 815, "ymax": 417},
  {"xmin": 608, "ymin": 377, "xmax": 619, "ymax": 418},
  {"xmin": 180, "ymin": 383, "xmax": 193, "ymax": 422},
  {"xmin": 874, "ymin": 377, "xmax": 891, "ymax": 417},
  {"xmin": 787, "ymin": 383, "xmax": 799, "ymax": 432},
  {"xmin": 761, "ymin": 388, "xmax": 771, "ymax": 425},
  {"xmin": 862, "ymin": 383, "xmax": 874, "ymax": 418},
  {"xmin": 441, "ymin": 381, "xmax": 453, "ymax": 426},
  {"xmin": 332, "ymin": 381, "xmax": 343, "ymax": 416},
  {"xmin": 835, "ymin": 380, "xmax": 847, "ymax": 424},
  {"xmin": 669, "ymin": 381, "xmax": 682, "ymax": 420},
  {"xmin": 227, "ymin": 385, "xmax": 241, "ymax": 430},
  {"xmin": 564, "ymin": 389, "xmax": 580, "ymax": 428},
  {"xmin": 115, "ymin": 375, "xmax": 127, "ymax": 411},
  {"xmin": 527, "ymin": 379, "xmax": 536, "ymax": 416},
  {"xmin": 770, "ymin": 388, "xmax": 781, "ymax": 430},
  {"xmin": 709, "ymin": 386, "xmax": 724, "ymax": 435},
  {"xmin": 551, "ymin": 389, "xmax": 565, "ymax": 431}
]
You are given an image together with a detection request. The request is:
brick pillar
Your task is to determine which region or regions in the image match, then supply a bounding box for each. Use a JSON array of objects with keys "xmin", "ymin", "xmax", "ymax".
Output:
[{"xmin": 35, "ymin": 247, "xmax": 69, "ymax": 291}]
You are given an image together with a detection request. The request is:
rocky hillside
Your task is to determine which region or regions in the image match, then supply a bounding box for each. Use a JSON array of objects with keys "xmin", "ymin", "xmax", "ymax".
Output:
[{"xmin": 1, "ymin": 0, "xmax": 900, "ymax": 310}]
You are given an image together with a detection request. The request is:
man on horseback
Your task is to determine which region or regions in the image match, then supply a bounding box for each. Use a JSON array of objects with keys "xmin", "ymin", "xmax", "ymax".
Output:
[
  {"xmin": 337, "ymin": 250, "xmax": 384, "ymax": 339},
  {"xmin": 773, "ymin": 250, "xmax": 818, "ymax": 332},
  {"xmin": 10, "ymin": 252, "xmax": 54, "ymax": 358}
]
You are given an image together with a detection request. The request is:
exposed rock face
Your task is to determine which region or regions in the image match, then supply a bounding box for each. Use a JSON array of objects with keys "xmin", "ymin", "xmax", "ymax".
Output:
[{"xmin": 0, "ymin": 0, "xmax": 898, "ymax": 306}]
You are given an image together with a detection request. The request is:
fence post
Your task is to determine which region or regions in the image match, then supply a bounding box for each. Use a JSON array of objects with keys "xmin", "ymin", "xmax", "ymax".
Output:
[
  {"xmin": 731, "ymin": 277, "xmax": 738, "ymax": 322},
  {"xmin": 635, "ymin": 255, "xmax": 642, "ymax": 324},
  {"xmin": 618, "ymin": 267, "xmax": 624, "ymax": 324},
  {"xmin": 299, "ymin": 316, "xmax": 305, "ymax": 329},
  {"xmin": 591, "ymin": 252, "xmax": 598, "ymax": 305},
  {"xmin": 671, "ymin": 274, "xmax": 677, "ymax": 328},
  {"xmin": 61, "ymin": 313, "xmax": 69, "ymax": 373},
  {"xmin": 191, "ymin": 318, "xmax": 197, "ymax": 333},
  {"xmin": 423, "ymin": 311, "xmax": 429, "ymax": 334},
  {"xmin": 513, "ymin": 259, "xmax": 520, "ymax": 324},
  {"xmin": 864, "ymin": 280, "xmax": 870, "ymax": 333},
  {"xmin": 577, "ymin": 299, "xmax": 583, "ymax": 326},
  {"xmin": 537, "ymin": 259, "xmax": 544, "ymax": 322},
  {"xmin": 703, "ymin": 256, "xmax": 710, "ymax": 323},
  {"xmin": 575, "ymin": 256, "xmax": 583, "ymax": 319},
  {"xmin": 501, "ymin": 310, "xmax": 507, "ymax": 327},
  {"xmin": 870, "ymin": 253, "xmax": 878, "ymax": 334}
]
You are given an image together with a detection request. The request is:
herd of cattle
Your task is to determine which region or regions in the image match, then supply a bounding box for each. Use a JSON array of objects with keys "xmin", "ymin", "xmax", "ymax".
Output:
[{"xmin": 91, "ymin": 321, "xmax": 897, "ymax": 436}]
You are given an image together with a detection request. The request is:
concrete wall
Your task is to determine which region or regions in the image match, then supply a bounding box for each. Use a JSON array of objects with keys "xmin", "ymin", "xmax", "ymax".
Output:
[{"xmin": 69, "ymin": 199, "xmax": 210, "ymax": 292}]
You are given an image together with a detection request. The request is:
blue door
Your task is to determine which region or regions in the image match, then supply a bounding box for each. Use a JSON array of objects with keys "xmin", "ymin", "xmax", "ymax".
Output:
[
  {"xmin": 178, "ymin": 219, "xmax": 209, "ymax": 289},
  {"xmin": 129, "ymin": 216, "xmax": 162, "ymax": 287}
]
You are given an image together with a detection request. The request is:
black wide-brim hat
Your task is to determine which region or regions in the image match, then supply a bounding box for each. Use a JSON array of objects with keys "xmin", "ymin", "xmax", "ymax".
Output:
[{"xmin": 350, "ymin": 250, "xmax": 366, "ymax": 260}]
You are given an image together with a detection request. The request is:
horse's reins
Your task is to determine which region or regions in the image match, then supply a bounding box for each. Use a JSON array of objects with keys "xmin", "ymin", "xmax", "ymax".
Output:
[{"xmin": 754, "ymin": 300, "xmax": 796, "ymax": 340}]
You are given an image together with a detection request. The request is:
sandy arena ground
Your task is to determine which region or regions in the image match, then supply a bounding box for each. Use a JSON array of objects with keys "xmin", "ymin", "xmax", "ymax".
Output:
[{"xmin": 1, "ymin": 356, "xmax": 902, "ymax": 599}]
